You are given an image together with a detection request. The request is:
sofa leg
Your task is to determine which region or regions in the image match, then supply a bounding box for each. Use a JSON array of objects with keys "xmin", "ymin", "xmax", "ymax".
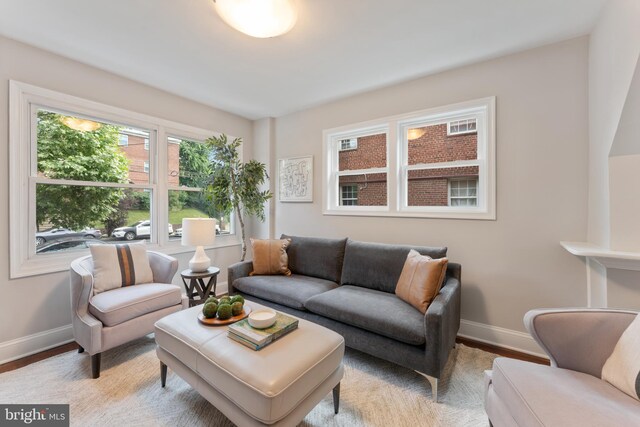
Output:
[
  {"xmin": 78, "ymin": 345, "xmax": 84, "ymax": 354},
  {"xmin": 91, "ymin": 353, "xmax": 101, "ymax": 379},
  {"xmin": 332, "ymin": 382, "xmax": 340, "ymax": 414},
  {"xmin": 161, "ymin": 362, "xmax": 167, "ymax": 387},
  {"xmin": 415, "ymin": 371, "xmax": 439, "ymax": 402}
]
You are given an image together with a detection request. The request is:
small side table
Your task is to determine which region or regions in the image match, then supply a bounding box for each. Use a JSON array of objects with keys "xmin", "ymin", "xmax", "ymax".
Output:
[{"xmin": 180, "ymin": 267, "xmax": 220, "ymax": 307}]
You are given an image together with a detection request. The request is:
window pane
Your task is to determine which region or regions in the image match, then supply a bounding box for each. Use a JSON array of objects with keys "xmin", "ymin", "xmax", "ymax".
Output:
[
  {"xmin": 338, "ymin": 173, "xmax": 387, "ymax": 206},
  {"xmin": 37, "ymin": 110, "xmax": 150, "ymax": 184},
  {"xmin": 408, "ymin": 122, "xmax": 477, "ymax": 165},
  {"xmin": 35, "ymin": 185, "xmax": 153, "ymax": 253},
  {"xmin": 338, "ymin": 133, "xmax": 387, "ymax": 171},
  {"xmin": 170, "ymin": 137, "xmax": 213, "ymax": 188},
  {"xmin": 168, "ymin": 190, "xmax": 232, "ymax": 241},
  {"xmin": 407, "ymin": 168, "xmax": 478, "ymax": 207}
]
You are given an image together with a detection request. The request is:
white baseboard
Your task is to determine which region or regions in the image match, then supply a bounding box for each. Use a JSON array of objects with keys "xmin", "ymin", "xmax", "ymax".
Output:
[
  {"xmin": 0, "ymin": 325, "xmax": 74, "ymax": 365},
  {"xmin": 458, "ymin": 319, "xmax": 548, "ymax": 359}
]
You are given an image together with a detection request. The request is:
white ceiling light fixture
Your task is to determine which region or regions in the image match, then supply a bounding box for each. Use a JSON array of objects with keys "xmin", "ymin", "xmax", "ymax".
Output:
[{"xmin": 213, "ymin": 0, "xmax": 298, "ymax": 38}]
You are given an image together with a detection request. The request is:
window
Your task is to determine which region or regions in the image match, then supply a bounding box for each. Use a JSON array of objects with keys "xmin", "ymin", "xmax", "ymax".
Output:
[
  {"xmin": 449, "ymin": 178, "xmax": 478, "ymax": 206},
  {"xmin": 323, "ymin": 97, "xmax": 495, "ymax": 219},
  {"xmin": 9, "ymin": 81, "xmax": 238, "ymax": 278},
  {"xmin": 325, "ymin": 127, "xmax": 389, "ymax": 211},
  {"xmin": 340, "ymin": 185, "xmax": 358, "ymax": 205},
  {"xmin": 339, "ymin": 138, "xmax": 358, "ymax": 151},
  {"xmin": 447, "ymin": 118, "xmax": 477, "ymax": 135},
  {"xmin": 167, "ymin": 136, "xmax": 232, "ymax": 242}
]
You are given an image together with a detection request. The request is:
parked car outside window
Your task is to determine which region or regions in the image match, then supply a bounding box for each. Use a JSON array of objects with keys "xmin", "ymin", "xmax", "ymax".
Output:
[
  {"xmin": 111, "ymin": 220, "xmax": 174, "ymax": 240},
  {"xmin": 35, "ymin": 227, "xmax": 102, "ymax": 246},
  {"xmin": 36, "ymin": 238, "xmax": 105, "ymax": 254}
]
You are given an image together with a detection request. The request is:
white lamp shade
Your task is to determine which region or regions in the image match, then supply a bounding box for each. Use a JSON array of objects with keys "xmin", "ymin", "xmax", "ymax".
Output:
[
  {"xmin": 214, "ymin": 0, "xmax": 298, "ymax": 38},
  {"xmin": 181, "ymin": 218, "xmax": 217, "ymax": 247}
]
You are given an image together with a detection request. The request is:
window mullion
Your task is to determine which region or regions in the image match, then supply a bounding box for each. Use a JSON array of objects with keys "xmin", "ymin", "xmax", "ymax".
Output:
[{"xmin": 155, "ymin": 128, "xmax": 168, "ymax": 246}]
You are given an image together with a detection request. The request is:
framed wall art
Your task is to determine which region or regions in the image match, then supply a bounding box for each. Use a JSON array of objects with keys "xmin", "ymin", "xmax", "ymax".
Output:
[{"xmin": 278, "ymin": 156, "xmax": 313, "ymax": 202}]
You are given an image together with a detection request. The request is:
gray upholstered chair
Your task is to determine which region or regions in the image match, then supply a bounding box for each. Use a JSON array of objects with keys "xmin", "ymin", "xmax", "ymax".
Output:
[
  {"xmin": 70, "ymin": 251, "xmax": 187, "ymax": 378},
  {"xmin": 485, "ymin": 308, "xmax": 640, "ymax": 426}
]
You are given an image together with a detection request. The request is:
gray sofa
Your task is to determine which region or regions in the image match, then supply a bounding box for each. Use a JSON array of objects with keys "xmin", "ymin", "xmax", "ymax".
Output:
[
  {"xmin": 228, "ymin": 235, "xmax": 461, "ymax": 400},
  {"xmin": 485, "ymin": 308, "xmax": 640, "ymax": 426}
]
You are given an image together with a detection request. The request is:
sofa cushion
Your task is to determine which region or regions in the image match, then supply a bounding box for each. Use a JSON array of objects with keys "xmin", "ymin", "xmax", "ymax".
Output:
[
  {"xmin": 281, "ymin": 235, "xmax": 348, "ymax": 283},
  {"xmin": 90, "ymin": 241, "xmax": 154, "ymax": 294},
  {"xmin": 233, "ymin": 274, "xmax": 339, "ymax": 310},
  {"xmin": 89, "ymin": 283, "xmax": 182, "ymax": 327},
  {"xmin": 340, "ymin": 240, "xmax": 447, "ymax": 293},
  {"xmin": 395, "ymin": 250, "xmax": 448, "ymax": 313},
  {"xmin": 305, "ymin": 286, "xmax": 425, "ymax": 345},
  {"xmin": 491, "ymin": 357, "xmax": 640, "ymax": 427},
  {"xmin": 602, "ymin": 313, "xmax": 640, "ymax": 400},
  {"xmin": 250, "ymin": 238, "xmax": 292, "ymax": 276}
]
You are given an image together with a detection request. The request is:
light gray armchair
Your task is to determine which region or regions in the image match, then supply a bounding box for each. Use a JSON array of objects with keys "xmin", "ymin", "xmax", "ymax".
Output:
[
  {"xmin": 484, "ymin": 308, "xmax": 640, "ymax": 426},
  {"xmin": 70, "ymin": 251, "xmax": 188, "ymax": 378}
]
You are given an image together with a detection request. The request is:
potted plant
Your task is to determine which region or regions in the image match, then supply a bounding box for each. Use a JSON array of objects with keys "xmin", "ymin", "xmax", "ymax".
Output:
[{"xmin": 206, "ymin": 134, "xmax": 272, "ymax": 261}]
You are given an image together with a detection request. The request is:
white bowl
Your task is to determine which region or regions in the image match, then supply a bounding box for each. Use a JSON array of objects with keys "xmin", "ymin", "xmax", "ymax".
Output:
[{"xmin": 248, "ymin": 309, "xmax": 277, "ymax": 329}]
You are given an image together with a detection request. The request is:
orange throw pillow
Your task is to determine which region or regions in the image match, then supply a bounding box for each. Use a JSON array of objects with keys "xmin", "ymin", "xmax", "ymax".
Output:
[
  {"xmin": 250, "ymin": 238, "xmax": 292, "ymax": 276},
  {"xmin": 395, "ymin": 249, "xmax": 448, "ymax": 313}
]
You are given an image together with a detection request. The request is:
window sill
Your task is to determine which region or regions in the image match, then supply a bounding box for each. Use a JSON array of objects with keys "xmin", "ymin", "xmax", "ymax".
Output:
[
  {"xmin": 11, "ymin": 235, "xmax": 242, "ymax": 279},
  {"xmin": 323, "ymin": 209, "xmax": 496, "ymax": 220}
]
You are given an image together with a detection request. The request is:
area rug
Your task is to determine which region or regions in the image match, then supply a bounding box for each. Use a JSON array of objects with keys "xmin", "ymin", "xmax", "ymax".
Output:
[{"xmin": 0, "ymin": 337, "xmax": 496, "ymax": 426}]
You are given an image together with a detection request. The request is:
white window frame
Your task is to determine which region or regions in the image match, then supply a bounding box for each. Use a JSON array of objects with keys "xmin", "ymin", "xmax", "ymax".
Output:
[
  {"xmin": 448, "ymin": 178, "xmax": 478, "ymax": 206},
  {"xmin": 339, "ymin": 138, "xmax": 358, "ymax": 151},
  {"xmin": 118, "ymin": 133, "xmax": 129, "ymax": 146},
  {"xmin": 144, "ymin": 137, "xmax": 150, "ymax": 150},
  {"xmin": 323, "ymin": 97, "xmax": 495, "ymax": 219},
  {"xmin": 144, "ymin": 161, "xmax": 150, "ymax": 173},
  {"xmin": 324, "ymin": 125, "xmax": 390, "ymax": 213},
  {"xmin": 339, "ymin": 184, "xmax": 358, "ymax": 206},
  {"xmin": 447, "ymin": 118, "xmax": 477, "ymax": 136},
  {"xmin": 9, "ymin": 81, "xmax": 241, "ymax": 278}
]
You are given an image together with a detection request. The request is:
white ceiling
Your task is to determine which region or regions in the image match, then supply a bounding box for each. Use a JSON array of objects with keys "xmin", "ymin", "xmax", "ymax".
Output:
[{"xmin": 0, "ymin": 0, "xmax": 606, "ymax": 119}]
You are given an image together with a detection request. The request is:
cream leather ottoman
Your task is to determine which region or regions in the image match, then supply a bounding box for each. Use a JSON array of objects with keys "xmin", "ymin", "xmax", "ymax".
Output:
[{"xmin": 154, "ymin": 300, "xmax": 345, "ymax": 427}]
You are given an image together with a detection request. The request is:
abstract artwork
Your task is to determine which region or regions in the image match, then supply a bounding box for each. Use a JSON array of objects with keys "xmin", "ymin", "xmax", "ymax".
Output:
[{"xmin": 278, "ymin": 156, "xmax": 313, "ymax": 202}]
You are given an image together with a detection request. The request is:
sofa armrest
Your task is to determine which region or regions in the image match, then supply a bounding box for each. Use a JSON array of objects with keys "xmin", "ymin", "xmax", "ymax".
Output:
[
  {"xmin": 228, "ymin": 260, "xmax": 253, "ymax": 294},
  {"xmin": 70, "ymin": 257, "xmax": 103, "ymax": 354},
  {"xmin": 424, "ymin": 276, "xmax": 461, "ymax": 377},
  {"xmin": 524, "ymin": 308, "xmax": 637, "ymax": 377},
  {"xmin": 148, "ymin": 251, "xmax": 179, "ymax": 284}
]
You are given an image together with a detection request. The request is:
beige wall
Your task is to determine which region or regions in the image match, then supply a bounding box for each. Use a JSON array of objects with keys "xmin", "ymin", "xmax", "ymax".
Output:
[
  {"xmin": 0, "ymin": 36, "xmax": 252, "ymax": 362},
  {"xmin": 272, "ymin": 38, "xmax": 590, "ymax": 353}
]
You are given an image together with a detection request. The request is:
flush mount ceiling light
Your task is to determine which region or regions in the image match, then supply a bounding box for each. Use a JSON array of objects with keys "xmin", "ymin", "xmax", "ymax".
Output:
[
  {"xmin": 60, "ymin": 116, "xmax": 102, "ymax": 132},
  {"xmin": 213, "ymin": 0, "xmax": 298, "ymax": 38}
]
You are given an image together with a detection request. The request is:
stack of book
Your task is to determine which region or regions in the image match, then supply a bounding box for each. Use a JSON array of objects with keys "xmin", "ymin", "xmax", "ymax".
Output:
[{"xmin": 228, "ymin": 312, "xmax": 299, "ymax": 350}]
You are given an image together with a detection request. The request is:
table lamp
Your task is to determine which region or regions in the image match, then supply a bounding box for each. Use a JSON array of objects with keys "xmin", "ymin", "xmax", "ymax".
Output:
[{"xmin": 181, "ymin": 218, "xmax": 216, "ymax": 272}]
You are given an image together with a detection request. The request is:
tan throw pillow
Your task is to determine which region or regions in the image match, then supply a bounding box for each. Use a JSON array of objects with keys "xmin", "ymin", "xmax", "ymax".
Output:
[
  {"xmin": 395, "ymin": 249, "xmax": 448, "ymax": 314},
  {"xmin": 250, "ymin": 238, "xmax": 292, "ymax": 276},
  {"xmin": 601, "ymin": 314, "xmax": 640, "ymax": 401},
  {"xmin": 90, "ymin": 242, "xmax": 154, "ymax": 294}
]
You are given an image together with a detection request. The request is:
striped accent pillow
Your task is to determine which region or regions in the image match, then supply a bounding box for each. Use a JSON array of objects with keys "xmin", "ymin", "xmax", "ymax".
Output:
[
  {"xmin": 90, "ymin": 242, "xmax": 154, "ymax": 294},
  {"xmin": 602, "ymin": 314, "xmax": 640, "ymax": 401}
]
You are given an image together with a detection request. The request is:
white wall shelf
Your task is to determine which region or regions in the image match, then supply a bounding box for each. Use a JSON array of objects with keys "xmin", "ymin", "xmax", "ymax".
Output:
[
  {"xmin": 561, "ymin": 241, "xmax": 640, "ymax": 308},
  {"xmin": 561, "ymin": 241, "xmax": 640, "ymax": 271}
]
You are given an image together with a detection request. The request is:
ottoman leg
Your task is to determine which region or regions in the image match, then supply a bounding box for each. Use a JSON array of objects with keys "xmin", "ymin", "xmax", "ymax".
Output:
[
  {"xmin": 332, "ymin": 382, "xmax": 340, "ymax": 414},
  {"xmin": 161, "ymin": 362, "xmax": 168, "ymax": 387}
]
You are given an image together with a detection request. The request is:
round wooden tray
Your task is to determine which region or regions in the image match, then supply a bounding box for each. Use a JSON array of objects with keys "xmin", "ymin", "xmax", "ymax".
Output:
[{"xmin": 197, "ymin": 305, "xmax": 252, "ymax": 326}]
